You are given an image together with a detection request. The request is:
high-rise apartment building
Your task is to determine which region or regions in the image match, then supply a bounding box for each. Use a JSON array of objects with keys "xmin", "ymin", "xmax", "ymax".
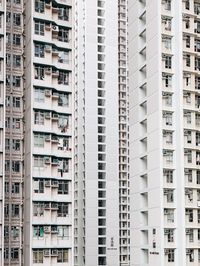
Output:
[
  {"xmin": 129, "ymin": 0, "xmax": 200, "ymax": 265},
  {"xmin": 3, "ymin": 0, "xmax": 73, "ymax": 265},
  {"xmin": 0, "ymin": 0, "xmax": 130, "ymax": 265},
  {"xmin": 74, "ymin": 0, "xmax": 129, "ymax": 265}
]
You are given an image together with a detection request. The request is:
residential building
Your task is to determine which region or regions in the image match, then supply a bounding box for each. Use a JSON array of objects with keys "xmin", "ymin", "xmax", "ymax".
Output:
[
  {"xmin": 74, "ymin": 0, "xmax": 129, "ymax": 265},
  {"xmin": 129, "ymin": 0, "xmax": 200, "ymax": 265},
  {"xmin": 24, "ymin": 0, "xmax": 73, "ymax": 264},
  {"xmin": 0, "ymin": 0, "xmax": 130, "ymax": 265}
]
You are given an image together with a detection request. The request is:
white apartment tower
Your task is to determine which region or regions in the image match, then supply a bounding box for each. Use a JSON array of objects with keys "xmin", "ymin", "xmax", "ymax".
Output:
[
  {"xmin": 74, "ymin": 0, "xmax": 130, "ymax": 266},
  {"xmin": 129, "ymin": 0, "xmax": 200, "ymax": 265}
]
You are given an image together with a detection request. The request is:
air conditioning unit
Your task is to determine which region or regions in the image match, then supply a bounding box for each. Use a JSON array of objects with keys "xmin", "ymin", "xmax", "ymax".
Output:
[
  {"xmin": 186, "ymin": 229, "xmax": 191, "ymax": 235},
  {"xmin": 164, "ymin": 189, "xmax": 169, "ymax": 195},
  {"xmin": 185, "ymin": 188, "xmax": 191, "ymax": 195},
  {"xmin": 164, "ymin": 229, "xmax": 170, "ymax": 235},
  {"xmin": 197, "ymin": 201, "xmax": 200, "ymax": 207},
  {"xmin": 45, "ymin": 136, "xmax": 51, "ymax": 142},
  {"xmin": 44, "ymin": 249, "xmax": 50, "ymax": 256},
  {"xmin": 52, "ymin": 25, "xmax": 59, "ymax": 32},
  {"xmin": 163, "ymin": 150, "xmax": 168, "ymax": 156},
  {"xmin": 164, "ymin": 249, "xmax": 169, "ymax": 255},
  {"xmin": 44, "ymin": 226, "xmax": 51, "ymax": 233},
  {"xmin": 44, "ymin": 203, "xmax": 51, "ymax": 209},
  {"xmin": 51, "ymin": 203, "xmax": 58, "ymax": 210},
  {"xmin": 51, "ymin": 180, "xmax": 58, "ymax": 187},
  {"xmin": 45, "ymin": 90, "xmax": 51, "ymax": 97},
  {"xmin": 51, "ymin": 249, "xmax": 58, "ymax": 256},
  {"xmin": 45, "ymin": 67, "xmax": 51, "ymax": 75},
  {"xmin": 45, "ymin": 112, "xmax": 51, "ymax": 119},
  {"xmin": 44, "ymin": 157, "xmax": 50, "ymax": 164},
  {"xmin": 45, "ymin": 45, "xmax": 51, "ymax": 52},
  {"xmin": 164, "ymin": 209, "xmax": 169, "ymax": 215},
  {"xmin": 45, "ymin": 180, "xmax": 51, "ymax": 187},
  {"xmin": 52, "ymin": 113, "xmax": 59, "ymax": 119},
  {"xmin": 186, "ymin": 249, "xmax": 191, "ymax": 255}
]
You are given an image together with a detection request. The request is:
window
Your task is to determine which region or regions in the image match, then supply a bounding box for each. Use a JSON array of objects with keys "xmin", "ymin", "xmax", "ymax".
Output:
[
  {"xmin": 12, "ymin": 139, "xmax": 21, "ymax": 151},
  {"xmin": 58, "ymin": 93, "xmax": 69, "ymax": 106},
  {"xmin": 13, "ymin": 118, "xmax": 21, "ymax": 129},
  {"xmin": 13, "ymin": 55, "xmax": 21, "ymax": 68},
  {"xmin": 6, "ymin": 33, "xmax": 11, "ymax": 45},
  {"xmin": 185, "ymin": 169, "xmax": 192, "ymax": 183},
  {"xmin": 5, "ymin": 161, "xmax": 10, "ymax": 172},
  {"xmin": 6, "ymin": 53, "xmax": 11, "ymax": 67},
  {"xmin": 33, "ymin": 249, "xmax": 43, "ymax": 264},
  {"xmin": 13, "ymin": 34, "xmax": 21, "ymax": 46},
  {"xmin": 13, "ymin": 97, "xmax": 21, "ymax": 108},
  {"xmin": 4, "ymin": 204, "xmax": 9, "ymax": 218},
  {"xmin": 34, "ymin": 88, "xmax": 45, "ymax": 102},
  {"xmin": 33, "ymin": 179, "xmax": 44, "ymax": 193},
  {"xmin": 57, "ymin": 203, "xmax": 68, "ymax": 217},
  {"xmin": 189, "ymin": 229, "xmax": 194, "ymax": 242},
  {"xmin": 35, "ymin": 66, "xmax": 44, "ymax": 80},
  {"xmin": 58, "ymin": 29, "xmax": 69, "ymax": 42},
  {"xmin": 6, "ymin": 12, "xmax": 11, "ymax": 23},
  {"xmin": 12, "ymin": 75, "xmax": 21, "ymax": 87},
  {"xmin": 12, "ymin": 183, "xmax": 20, "ymax": 194},
  {"xmin": 163, "ymin": 37, "xmax": 171, "ymax": 49},
  {"xmin": 164, "ymin": 169, "xmax": 173, "ymax": 183},
  {"xmin": 164, "ymin": 112, "xmax": 172, "ymax": 126},
  {"xmin": 34, "ymin": 156, "xmax": 44, "ymax": 167},
  {"xmin": 186, "ymin": 19, "xmax": 190, "ymax": 29},
  {"xmin": 5, "ymin": 96, "xmax": 10, "ymax": 107},
  {"xmin": 33, "ymin": 226, "xmax": 44, "ymax": 238},
  {"xmin": 13, "ymin": 13, "xmax": 21, "ymax": 26},
  {"xmin": 58, "ymin": 181, "xmax": 69, "ymax": 194},
  {"xmin": 163, "ymin": 74, "xmax": 172, "ymax": 87},
  {"xmin": 168, "ymin": 249, "xmax": 174, "ymax": 262},
  {"xmin": 35, "ymin": 0, "xmax": 45, "ymax": 13},
  {"xmin": 34, "ymin": 133, "xmax": 45, "ymax": 147},
  {"xmin": 57, "ymin": 226, "xmax": 69, "ymax": 238},
  {"xmin": 58, "ymin": 159, "xmax": 69, "ymax": 173},
  {"xmin": 164, "ymin": 0, "xmax": 171, "ymax": 11},
  {"xmin": 35, "ymin": 43, "xmax": 45, "ymax": 58},
  {"xmin": 34, "ymin": 111, "xmax": 44, "ymax": 125},
  {"xmin": 198, "ymin": 209, "xmax": 200, "ymax": 223},
  {"xmin": 186, "ymin": 35, "xmax": 190, "ymax": 48},
  {"xmin": 11, "ymin": 226, "xmax": 20, "ymax": 239},
  {"xmin": 197, "ymin": 171, "xmax": 200, "ymax": 184},
  {"xmin": 58, "ymin": 51, "xmax": 69, "ymax": 63},
  {"xmin": 33, "ymin": 202, "xmax": 44, "ymax": 216},
  {"xmin": 11, "ymin": 248, "xmax": 19, "ymax": 261},
  {"xmin": 185, "ymin": 0, "xmax": 190, "ymax": 10},
  {"xmin": 11, "ymin": 204, "xmax": 20, "ymax": 217},
  {"xmin": 58, "ymin": 7, "xmax": 69, "ymax": 21},
  {"xmin": 186, "ymin": 209, "xmax": 193, "ymax": 222},
  {"xmin": 167, "ymin": 229, "xmax": 174, "ymax": 242},
  {"xmin": 58, "ymin": 71, "xmax": 69, "ymax": 85},
  {"xmin": 166, "ymin": 189, "xmax": 174, "ymax": 203},
  {"xmin": 57, "ymin": 249, "xmax": 68, "ymax": 263},
  {"xmin": 163, "ymin": 18, "xmax": 171, "ymax": 31},
  {"xmin": 5, "ymin": 182, "xmax": 9, "ymax": 194},
  {"xmin": 165, "ymin": 56, "xmax": 172, "ymax": 69},
  {"xmin": 195, "ymin": 57, "xmax": 200, "ymax": 71},
  {"xmin": 35, "ymin": 21, "xmax": 45, "ymax": 35},
  {"xmin": 186, "ymin": 55, "xmax": 190, "ymax": 67},
  {"xmin": 14, "ymin": 0, "xmax": 21, "ymax": 4},
  {"xmin": 12, "ymin": 161, "xmax": 20, "ymax": 172},
  {"xmin": 184, "ymin": 111, "xmax": 191, "ymax": 124}
]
